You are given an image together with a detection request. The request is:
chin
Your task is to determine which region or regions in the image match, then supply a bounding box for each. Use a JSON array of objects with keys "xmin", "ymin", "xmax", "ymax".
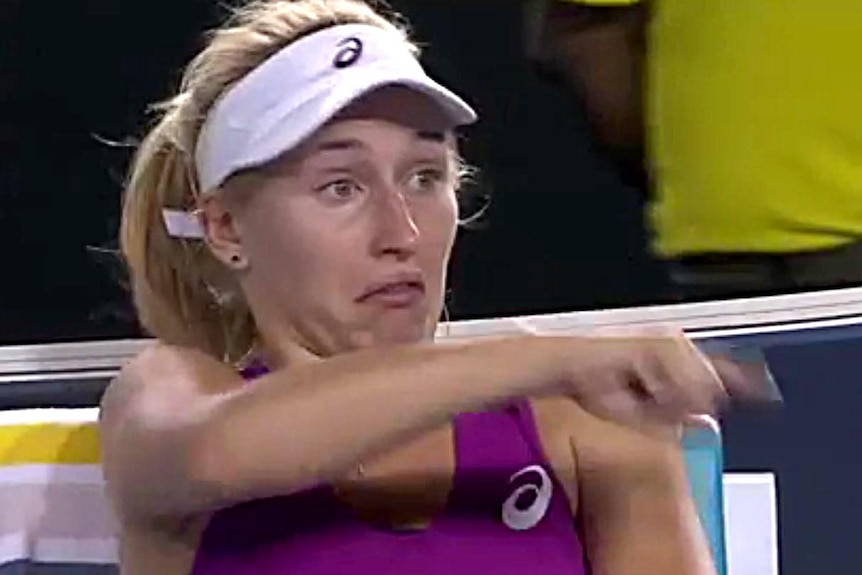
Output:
[
  {"xmin": 379, "ymin": 327, "xmax": 430, "ymax": 346},
  {"xmin": 344, "ymin": 302, "xmax": 440, "ymax": 349},
  {"xmin": 371, "ymin": 316, "xmax": 436, "ymax": 347}
]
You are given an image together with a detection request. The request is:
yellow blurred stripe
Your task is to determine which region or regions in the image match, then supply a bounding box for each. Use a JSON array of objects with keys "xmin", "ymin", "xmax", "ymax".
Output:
[{"xmin": 0, "ymin": 424, "xmax": 102, "ymax": 465}]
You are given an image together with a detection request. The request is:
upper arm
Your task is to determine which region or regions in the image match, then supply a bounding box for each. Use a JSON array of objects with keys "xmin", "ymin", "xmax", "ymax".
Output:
[
  {"xmin": 99, "ymin": 345, "xmax": 243, "ymax": 523},
  {"xmin": 527, "ymin": 0, "xmax": 648, "ymax": 151},
  {"xmin": 568, "ymin": 404, "xmax": 717, "ymax": 575}
]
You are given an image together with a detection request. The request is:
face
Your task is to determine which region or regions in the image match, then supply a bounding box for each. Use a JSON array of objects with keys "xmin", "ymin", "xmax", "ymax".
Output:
[{"xmin": 204, "ymin": 87, "xmax": 460, "ymax": 357}]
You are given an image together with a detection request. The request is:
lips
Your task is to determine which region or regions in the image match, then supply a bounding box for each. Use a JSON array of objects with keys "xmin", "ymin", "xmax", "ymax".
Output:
[{"xmin": 357, "ymin": 274, "xmax": 426, "ymax": 307}]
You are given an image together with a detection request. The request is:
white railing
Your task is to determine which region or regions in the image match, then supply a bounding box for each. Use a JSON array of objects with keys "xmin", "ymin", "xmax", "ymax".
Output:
[{"xmin": 2, "ymin": 286, "xmax": 862, "ymax": 377}]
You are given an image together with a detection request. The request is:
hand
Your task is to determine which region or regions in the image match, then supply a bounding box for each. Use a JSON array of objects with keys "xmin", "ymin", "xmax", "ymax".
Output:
[{"xmin": 554, "ymin": 327, "xmax": 753, "ymax": 430}]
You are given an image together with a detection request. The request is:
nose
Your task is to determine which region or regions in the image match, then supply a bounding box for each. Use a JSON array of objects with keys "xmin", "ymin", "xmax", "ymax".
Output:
[{"xmin": 370, "ymin": 188, "xmax": 420, "ymax": 260}]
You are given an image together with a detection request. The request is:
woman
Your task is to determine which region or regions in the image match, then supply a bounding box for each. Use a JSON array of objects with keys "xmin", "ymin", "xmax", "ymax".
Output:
[{"xmin": 102, "ymin": 1, "xmax": 745, "ymax": 574}]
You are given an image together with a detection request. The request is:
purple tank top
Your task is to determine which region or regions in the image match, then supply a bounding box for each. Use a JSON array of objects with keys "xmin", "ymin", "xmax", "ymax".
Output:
[{"xmin": 190, "ymin": 364, "xmax": 589, "ymax": 574}]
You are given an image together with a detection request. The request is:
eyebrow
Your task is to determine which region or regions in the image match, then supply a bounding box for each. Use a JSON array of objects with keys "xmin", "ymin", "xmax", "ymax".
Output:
[
  {"xmin": 310, "ymin": 130, "xmax": 447, "ymax": 154},
  {"xmin": 416, "ymin": 131, "xmax": 446, "ymax": 143}
]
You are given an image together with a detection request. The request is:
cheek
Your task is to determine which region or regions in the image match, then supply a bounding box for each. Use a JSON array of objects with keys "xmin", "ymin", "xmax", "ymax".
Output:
[
  {"xmin": 431, "ymin": 194, "xmax": 459, "ymax": 249},
  {"xmin": 415, "ymin": 196, "xmax": 459, "ymax": 262},
  {"xmin": 244, "ymin": 208, "xmax": 359, "ymax": 298},
  {"xmin": 240, "ymin": 203, "xmax": 312, "ymax": 285}
]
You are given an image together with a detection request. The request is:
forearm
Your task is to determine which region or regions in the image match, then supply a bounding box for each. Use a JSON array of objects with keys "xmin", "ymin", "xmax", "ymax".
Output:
[{"xmin": 201, "ymin": 336, "xmax": 566, "ymax": 502}]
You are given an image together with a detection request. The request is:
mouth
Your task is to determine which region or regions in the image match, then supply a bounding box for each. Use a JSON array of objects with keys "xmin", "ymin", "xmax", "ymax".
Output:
[{"xmin": 357, "ymin": 274, "xmax": 427, "ymax": 307}]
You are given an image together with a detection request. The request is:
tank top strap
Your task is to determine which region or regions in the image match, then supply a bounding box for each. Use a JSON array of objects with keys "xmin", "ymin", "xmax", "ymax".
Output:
[
  {"xmin": 508, "ymin": 400, "xmax": 551, "ymax": 464},
  {"xmin": 448, "ymin": 401, "xmax": 563, "ymax": 527},
  {"xmin": 239, "ymin": 360, "xmax": 269, "ymax": 380}
]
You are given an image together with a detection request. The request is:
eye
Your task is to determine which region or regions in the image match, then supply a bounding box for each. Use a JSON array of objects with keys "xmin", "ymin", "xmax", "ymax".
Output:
[
  {"xmin": 407, "ymin": 168, "xmax": 448, "ymax": 194},
  {"xmin": 316, "ymin": 178, "xmax": 363, "ymax": 202}
]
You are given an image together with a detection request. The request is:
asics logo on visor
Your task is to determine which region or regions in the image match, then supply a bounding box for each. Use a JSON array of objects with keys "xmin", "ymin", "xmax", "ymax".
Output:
[{"xmin": 333, "ymin": 37, "xmax": 363, "ymax": 68}]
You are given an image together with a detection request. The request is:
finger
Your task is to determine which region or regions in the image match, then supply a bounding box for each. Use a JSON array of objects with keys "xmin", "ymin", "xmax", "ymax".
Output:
[
  {"xmin": 583, "ymin": 387, "xmax": 658, "ymax": 430},
  {"xmin": 679, "ymin": 337, "xmax": 731, "ymax": 409},
  {"xmin": 602, "ymin": 387, "xmax": 694, "ymax": 436},
  {"xmin": 706, "ymin": 354, "xmax": 782, "ymax": 403},
  {"xmin": 630, "ymin": 354, "xmax": 696, "ymax": 418},
  {"xmin": 647, "ymin": 338, "xmax": 724, "ymax": 415},
  {"xmin": 696, "ymin": 341, "xmax": 783, "ymax": 403}
]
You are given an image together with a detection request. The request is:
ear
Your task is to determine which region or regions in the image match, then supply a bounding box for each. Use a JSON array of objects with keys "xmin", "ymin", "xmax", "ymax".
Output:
[{"xmin": 199, "ymin": 194, "xmax": 248, "ymax": 269}]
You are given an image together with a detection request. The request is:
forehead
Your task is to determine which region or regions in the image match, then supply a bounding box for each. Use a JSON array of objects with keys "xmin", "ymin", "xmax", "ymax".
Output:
[
  {"xmin": 302, "ymin": 121, "xmax": 449, "ymax": 158},
  {"xmin": 289, "ymin": 87, "xmax": 456, "ymax": 164}
]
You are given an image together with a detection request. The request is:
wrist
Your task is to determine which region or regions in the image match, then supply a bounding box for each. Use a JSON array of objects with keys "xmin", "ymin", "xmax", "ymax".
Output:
[{"xmin": 497, "ymin": 335, "xmax": 586, "ymax": 397}]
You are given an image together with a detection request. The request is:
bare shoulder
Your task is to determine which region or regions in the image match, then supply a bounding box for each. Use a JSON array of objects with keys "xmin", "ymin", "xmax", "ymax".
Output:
[
  {"xmin": 100, "ymin": 343, "xmax": 240, "ymax": 426},
  {"xmin": 99, "ymin": 343, "xmax": 244, "ymax": 525},
  {"xmin": 527, "ymin": 397, "xmax": 581, "ymax": 507},
  {"xmin": 531, "ymin": 396, "xmax": 689, "ymax": 475},
  {"xmin": 99, "ymin": 346, "xmax": 221, "ymax": 574},
  {"xmin": 528, "ymin": 396, "xmax": 580, "ymax": 442},
  {"xmin": 106, "ymin": 343, "xmax": 236, "ymax": 398}
]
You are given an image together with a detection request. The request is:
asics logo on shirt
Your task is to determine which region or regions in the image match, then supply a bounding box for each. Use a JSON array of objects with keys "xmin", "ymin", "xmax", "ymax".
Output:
[{"xmin": 501, "ymin": 465, "xmax": 553, "ymax": 531}]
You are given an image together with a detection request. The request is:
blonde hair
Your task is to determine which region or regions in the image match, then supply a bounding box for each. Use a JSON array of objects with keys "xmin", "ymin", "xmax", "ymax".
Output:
[{"xmin": 120, "ymin": 0, "xmax": 414, "ymax": 363}]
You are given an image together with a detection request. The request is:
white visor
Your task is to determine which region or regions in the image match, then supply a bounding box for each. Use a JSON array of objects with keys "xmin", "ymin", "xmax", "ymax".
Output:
[{"xmin": 163, "ymin": 24, "xmax": 477, "ymax": 239}]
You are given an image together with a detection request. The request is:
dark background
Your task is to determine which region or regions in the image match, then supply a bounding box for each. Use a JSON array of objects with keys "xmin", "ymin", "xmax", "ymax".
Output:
[{"xmin": 3, "ymin": 1, "xmax": 861, "ymax": 574}]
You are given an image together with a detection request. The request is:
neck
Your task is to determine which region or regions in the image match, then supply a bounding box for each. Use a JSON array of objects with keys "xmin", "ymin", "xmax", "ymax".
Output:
[{"xmin": 252, "ymin": 328, "xmax": 322, "ymax": 372}]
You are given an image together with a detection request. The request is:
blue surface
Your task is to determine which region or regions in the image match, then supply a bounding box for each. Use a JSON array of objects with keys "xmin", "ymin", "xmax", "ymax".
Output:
[
  {"xmin": 688, "ymin": 322, "xmax": 862, "ymax": 575},
  {"xmin": 683, "ymin": 424, "xmax": 727, "ymax": 575}
]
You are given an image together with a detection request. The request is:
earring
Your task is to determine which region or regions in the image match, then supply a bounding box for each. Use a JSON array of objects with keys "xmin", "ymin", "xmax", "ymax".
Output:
[{"xmin": 229, "ymin": 254, "xmax": 247, "ymax": 269}]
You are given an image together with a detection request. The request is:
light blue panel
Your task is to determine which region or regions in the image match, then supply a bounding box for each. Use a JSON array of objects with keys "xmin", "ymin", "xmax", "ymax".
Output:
[{"xmin": 682, "ymin": 422, "xmax": 727, "ymax": 575}]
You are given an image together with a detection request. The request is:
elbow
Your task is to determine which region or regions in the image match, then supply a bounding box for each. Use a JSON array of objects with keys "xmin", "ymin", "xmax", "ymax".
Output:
[{"xmin": 107, "ymin": 422, "xmax": 240, "ymax": 520}]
